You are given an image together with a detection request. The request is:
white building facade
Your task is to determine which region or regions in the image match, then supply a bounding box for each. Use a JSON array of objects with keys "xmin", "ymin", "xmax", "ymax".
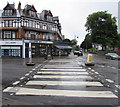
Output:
[{"xmin": 0, "ymin": 2, "xmax": 63, "ymax": 58}]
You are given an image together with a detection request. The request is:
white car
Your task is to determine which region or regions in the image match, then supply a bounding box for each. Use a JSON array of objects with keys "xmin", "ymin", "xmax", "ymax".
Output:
[{"xmin": 105, "ymin": 53, "xmax": 120, "ymax": 60}]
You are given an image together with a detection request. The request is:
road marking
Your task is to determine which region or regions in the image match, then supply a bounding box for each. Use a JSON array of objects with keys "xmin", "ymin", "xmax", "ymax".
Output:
[
  {"xmin": 33, "ymin": 75, "xmax": 93, "ymax": 79},
  {"xmin": 12, "ymin": 81, "xmax": 20, "ymax": 85},
  {"xmin": 41, "ymin": 69, "xmax": 86, "ymax": 71},
  {"xmin": 101, "ymin": 65, "xmax": 105, "ymax": 68},
  {"xmin": 3, "ymin": 87, "xmax": 13, "ymax": 92},
  {"xmin": 26, "ymin": 81, "xmax": 103, "ymax": 86},
  {"xmin": 88, "ymin": 68, "xmax": 91, "ymax": 70},
  {"xmin": 115, "ymin": 85, "xmax": 120, "ymax": 89},
  {"xmin": 43, "ymin": 66, "xmax": 83, "ymax": 69},
  {"xmin": 3, "ymin": 87, "xmax": 20, "ymax": 93},
  {"xmin": 44, "ymin": 65, "xmax": 80, "ymax": 68},
  {"xmin": 29, "ymin": 71, "xmax": 33, "ymax": 73},
  {"xmin": 106, "ymin": 79, "xmax": 114, "ymax": 83},
  {"xmin": 25, "ymin": 73, "xmax": 29, "ymax": 76},
  {"xmin": 111, "ymin": 67, "xmax": 117, "ymax": 70},
  {"xmin": 95, "ymin": 72, "xmax": 99, "ymax": 74},
  {"xmin": 15, "ymin": 87, "xmax": 118, "ymax": 98},
  {"xmin": 10, "ymin": 93, "xmax": 13, "ymax": 96},
  {"xmin": 37, "ymin": 71, "xmax": 89, "ymax": 75},
  {"xmin": 32, "ymin": 69, "xmax": 35, "ymax": 71},
  {"xmin": 20, "ymin": 77, "xmax": 25, "ymax": 80},
  {"xmin": 91, "ymin": 70, "xmax": 95, "ymax": 72}
]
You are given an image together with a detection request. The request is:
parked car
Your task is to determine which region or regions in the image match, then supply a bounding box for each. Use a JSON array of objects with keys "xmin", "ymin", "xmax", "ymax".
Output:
[
  {"xmin": 73, "ymin": 51, "xmax": 83, "ymax": 56},
  {"xmin": 105, "ymin": 53, "xmax": 120, "ymax": 60}
]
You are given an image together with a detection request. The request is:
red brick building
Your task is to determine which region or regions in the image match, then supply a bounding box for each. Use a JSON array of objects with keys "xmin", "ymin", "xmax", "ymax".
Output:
[{"xmin": 0, "ymin": 2, "xmax": 63, "ymax": 58}]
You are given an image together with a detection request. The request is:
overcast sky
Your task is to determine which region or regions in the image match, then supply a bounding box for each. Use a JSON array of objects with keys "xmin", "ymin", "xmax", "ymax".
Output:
[{"xmin": 1, "ymin": 0, "xmax": 119, "ymax": 45}]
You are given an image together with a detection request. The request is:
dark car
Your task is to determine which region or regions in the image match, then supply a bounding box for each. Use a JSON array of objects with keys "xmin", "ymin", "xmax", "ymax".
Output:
[
  {"xmin": 74, "ymin": 51, "xmax": 83, "ymax": 56},
  {"xmin": 105, "ymin": 53, "xmax": 120, "ymax": 60}
]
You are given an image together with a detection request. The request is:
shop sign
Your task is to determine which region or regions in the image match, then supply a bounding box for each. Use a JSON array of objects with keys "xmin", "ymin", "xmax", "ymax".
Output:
[
  {"xmin": 24, "ymin": 40, "xmax": 53, "ymax": 44},
  {"xmin": 0, "ymin": 40, "xmax": 23, "ymax": 45}
]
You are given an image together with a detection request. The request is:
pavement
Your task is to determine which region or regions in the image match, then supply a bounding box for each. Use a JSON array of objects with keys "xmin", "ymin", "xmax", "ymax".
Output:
[{"xmin": 1, "ymin": 52, "xmax": 120, "ymax": 106}]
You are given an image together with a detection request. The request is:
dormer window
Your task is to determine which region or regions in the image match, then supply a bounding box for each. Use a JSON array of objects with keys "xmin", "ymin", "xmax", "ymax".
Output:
[
  {"xmin": 4, "ymin": 10, "xmax": 13, "ymax": 16},
  {"xmin": 29, "ymin": 10, "xmax": 36, "ymax": 17}
]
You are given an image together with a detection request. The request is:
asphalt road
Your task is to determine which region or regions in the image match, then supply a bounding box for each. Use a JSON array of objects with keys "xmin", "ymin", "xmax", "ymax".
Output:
[{"xmin": 1, "ymin": 53, "xmax": 120, "ymax": 106}]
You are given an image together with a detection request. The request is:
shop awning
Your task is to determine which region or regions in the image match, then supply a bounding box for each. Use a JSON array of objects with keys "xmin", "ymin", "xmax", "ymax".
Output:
[{"xmin": 55, "ymin": 45, "xmax": 72, "ymax": 49}]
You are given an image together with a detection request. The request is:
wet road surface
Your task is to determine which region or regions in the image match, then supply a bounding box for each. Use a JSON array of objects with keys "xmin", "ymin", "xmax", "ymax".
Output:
[{"xmin": 2, "ymin": 53, "xmax": 119, "ymax": 105}]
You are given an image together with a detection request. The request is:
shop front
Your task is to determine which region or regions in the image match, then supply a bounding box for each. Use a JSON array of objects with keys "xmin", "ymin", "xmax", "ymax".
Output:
[
  {"xmin": 0, "ymin": 40, "xmax": 23, "ymax": 57},
  {"xmin": 23, "ymin": 40, "xmax": 53, "ymax": 58}
]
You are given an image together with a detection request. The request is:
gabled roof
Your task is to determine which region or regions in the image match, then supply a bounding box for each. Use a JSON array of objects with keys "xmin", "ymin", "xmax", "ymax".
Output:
[
  {"xmin": 24, "ymin": 4, "xmax": 37, "ymax": 12},
  {"xmin": 42, "ymin": 10, "xmax": 53, "ymax": 17},
  {"xmin": 3, "ymin": 3, "xmax": 15, "ymax": 10}
]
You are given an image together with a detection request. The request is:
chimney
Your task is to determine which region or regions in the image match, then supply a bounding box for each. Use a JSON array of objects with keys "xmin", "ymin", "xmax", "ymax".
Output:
[{"xmin": 17, "ymin": 1, "xmax": 21, "ymax": 12}]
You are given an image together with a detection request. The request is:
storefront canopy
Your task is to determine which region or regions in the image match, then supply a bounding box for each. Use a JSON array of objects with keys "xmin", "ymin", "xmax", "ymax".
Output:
[{"xmin": 55, "ymin": 45, "xmax": 72, "ymax": 49}]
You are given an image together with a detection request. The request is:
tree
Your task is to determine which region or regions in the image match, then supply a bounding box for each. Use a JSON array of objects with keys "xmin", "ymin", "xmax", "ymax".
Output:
[
  {"xmin": 71, "ymin": 39, "xmax": 77, "ymax": 46},
  {"xmin": 63, "ymin": 38, "xmax": 71, "ymax": 46},
  {"xmin": 85, "ymin": 11, "xmax": 117, "ymax": 50},
  {"xmin": 80, "ymin": 34, "xmax": 92, "ymax": 49}
]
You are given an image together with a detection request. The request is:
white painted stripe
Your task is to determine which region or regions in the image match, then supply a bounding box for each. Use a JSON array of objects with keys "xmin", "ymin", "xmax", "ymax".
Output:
[
  {"xmin": 43, "ymin": 67, "xmax": 83, "ymax": 69},
  {"xmin": 16, "ymin": 87, "xmax": 118, "ymax": 98},
  {"xmin": 29, "ymin": 71, "xmax": 33, "ymax": 73},
  {"xmin": 91, "ymin": 70, "xmax": 95, "ymax": 72},
  {"xmin": 20, "ymin": 77, "xmax": 25, "ymax": 80},
  {"xmin": 111, "ymin": 67, "xmax": 117, "ymax": 69},
  {"xmin": 101, "ymin": 65, "xmax": 105, "ymax": 68},
  {"xmin": 25, "ymin": 73, "xmax": 29, "ymax": 76},
  {"xmin": 3, "ymin": 87, "xmax": 20, "ymax": 92},
  {"xmin": 41, "ymin": 69, "xmax": 86, "ymax": 71},
  {"xmin": 32, "ymin": 69, "xmax": 35, "ymax": 70},
  {"xmin": 3, "ymin": 87, "xmax": 13, "ymax": 92},
  {"xmin": 10, "ymin": 93, "xmax": 13, "ymax": 96},
  {"xmin": 106, "ymin": 79, "xmax": 114, "ymax": 83},
  {"xmin": 115, "ymin": 85, "xmax": 120, "ymax": 89},
  {"xmin": 95, "ymin": 72, "xmax": 99, "ymax": 74},
  {"xmin": 33, "ymin": 75, "xmax": 93, "ymax": 79},
  {"xmin": 44, "ymin": 65, "xmax": 79, "ymax": 67},
  {"xmin": 37, "ymin": 72, "xmax": 88, "ymax": 75},
  {"xmin": 88, "ymin": 68, "xmax": 91, "ymax": 70},
  {"xmin": 26, "ymin": 81, "xmax": 103, "ymax": 86},
  {"xmin": 12, "ymin": 81, "xmax": 20, "ymax": 85}
]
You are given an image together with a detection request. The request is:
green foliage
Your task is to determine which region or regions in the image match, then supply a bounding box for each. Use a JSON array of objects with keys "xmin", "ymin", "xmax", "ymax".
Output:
[
  {"xmin": 63, "ymin": 38, "xmax": 78, "ymax": 47},
  {"xmin": 80, "ymin": 34, "xmax": 92, "ymax": 49},
  {"xmin": 75, "ymin": 45, "xmax": 80, "ymax": 51},
  {"xmin": 71, "ymin": 39, "xmax": 77, "ymax": 46},
  {"xmin": 63, "ymin": 38, "xmax": 71, "ymax": 46},
  {"xmin": 85, "ymin": 11, "xmax": 118, "ymax": 50}
]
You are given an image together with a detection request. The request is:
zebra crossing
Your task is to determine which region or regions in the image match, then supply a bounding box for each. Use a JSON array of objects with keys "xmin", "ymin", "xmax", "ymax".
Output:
[{"xmin": 3, "ymin": 59, "xmax": 118, "ymax": 99}]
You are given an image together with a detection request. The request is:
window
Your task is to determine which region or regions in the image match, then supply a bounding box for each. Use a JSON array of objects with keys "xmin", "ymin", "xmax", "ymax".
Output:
[
  {"xmin": 4, "ymin": 10, "xmax": 13, "ymax": 16},
  {"xmin": 4, "ymin": 21, "xmax": 9, "ymax": 27},
  {"xmin": 12, "ymin": 32, "xmax": 16, "ymax": 39},
  {"xmin": 43, "ymin": 33, "xmax": 47, "ymax": 40},
  {"xmin": 4, "ymin": 31, "xmax": 11, "ymax": 39},
  {"xmin": 29, "ymin": 11, "xmax": 36, "ymax": 17},
  {"xmin": 0, "ymin": 31, "xmax": 2, "ymax": 39},
  {"xmin": 29, "ymin": 20, "xmax": 33, "ymax": 27},
  {"xmin": 9, "ymin": 21, "xmax": 13, "ymax": 27},
  {"xmin": 4, "ymin": 20, "xmax": 13, "ymax": 27}
]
